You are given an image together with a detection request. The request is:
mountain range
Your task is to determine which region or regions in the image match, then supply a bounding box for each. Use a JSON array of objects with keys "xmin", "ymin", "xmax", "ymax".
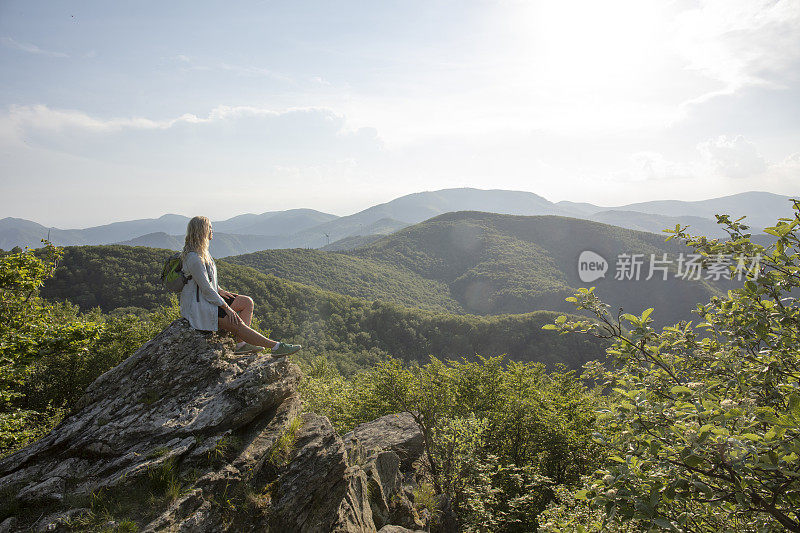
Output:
[
  {"xmin": 227, "ymin": 211, "xmax": 741, "ymax": 327},
  {"xmin": 41, "ymin": 210, "xmax": 755, "ymax": 330},
  {"xmin": 2, "ymin": 189, "xmax": 795, "ymax": 256}
]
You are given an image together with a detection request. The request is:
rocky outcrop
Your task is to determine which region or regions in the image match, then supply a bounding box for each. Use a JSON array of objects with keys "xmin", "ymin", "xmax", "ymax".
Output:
[
  {"xmin": 0, "ymin": 319, "xmax": 428, "ymax": 532},
  {"xmin": 344, "ymin": 413, "xmax": 425, "ymax": 471}
]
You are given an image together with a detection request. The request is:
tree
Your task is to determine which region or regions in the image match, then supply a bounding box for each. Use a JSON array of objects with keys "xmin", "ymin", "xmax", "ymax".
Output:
[
  {"xmin": 302, "ymin": 354, "xmax": 602, "ymax": 531},
  {"xmin": 545, "ymin": 201, "xmax": 800, "ymax": 531},
  {"xmin": 0, "ymin": 243, "xmax": 181, "ymax": 456},
  {"xmin": 0, "ymin": 243, "xmax": 99, "ymax": 453}
]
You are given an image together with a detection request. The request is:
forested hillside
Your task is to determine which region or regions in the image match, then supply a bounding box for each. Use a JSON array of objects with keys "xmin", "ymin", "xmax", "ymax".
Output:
[
  {"xmin": 226, "ymin": 248, "xmax": 463, "ymax": 313},
  {"xmin": 228, "ymin": 212, "xmax": 735, "ymax": 326},
  {"xmin": 39, "ymin": 245, "xmax": 607, "ymax": 372},
  {"xmin": 40, "ymin": 245, "xmax": 168, "ymax": 311},
  {"xmin": 356, "ymin": 212, "xmax": 741, "ymax": 324}
]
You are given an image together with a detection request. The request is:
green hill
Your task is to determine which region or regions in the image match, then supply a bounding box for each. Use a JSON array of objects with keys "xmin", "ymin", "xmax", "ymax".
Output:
[
  {"xmin": 225, "ymin": 212, "xmax": 736, "ymax": 327},
  {"xmin": 225, "ymin": 248, "xmax": 463, "ymax": 314},
  {"xmin": 348, "ymin": 211, "xmax": 735, "ymax": 325},
  {"xmin": 39, "ymin": 245, "xmax": 607, "ymax": 370}
]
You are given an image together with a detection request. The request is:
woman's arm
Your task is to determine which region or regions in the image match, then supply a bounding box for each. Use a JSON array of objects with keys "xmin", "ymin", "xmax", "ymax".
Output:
[
  {"xmin": 218, "ymin": 287, "xmax": 238, "ymax": 299},
  {"xmin": 183, "ymin": 253, "xmax": 227, "ymax": 307}
]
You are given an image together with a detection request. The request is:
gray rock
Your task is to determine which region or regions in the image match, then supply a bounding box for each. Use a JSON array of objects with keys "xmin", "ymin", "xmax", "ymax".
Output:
[
  {"xmin": 364, "ymin": 452, "xmax": 425, "ymax": 531},
  {"xmin": 268, "ymin": 412, "xmax": 375, "ymax": 532},
  {"xmin": 378, "ymin": 526, "xmax": 427, "ymax": 533},
  {"xmin": 344, "ymin": 413, "xmax": 424, "ymax": 470},
  {"xmin": 17, "ymin": 476, "xmax": 65, "ymax": 503},
  {"xmin": 0, "ymin": 517, "xmax": 17, "ymax": 533},
  {"xmin": 1, "ymin": 319, "xmax": 430, "ymax": 532},
  {"xmin": 30, "ymin": 508, "xmax": 88, "ymax": 532}
]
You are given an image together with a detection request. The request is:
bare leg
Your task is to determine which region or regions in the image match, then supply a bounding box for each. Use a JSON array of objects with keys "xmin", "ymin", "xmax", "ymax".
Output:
[
  {"xmin": 218, "ymin": 315, "xmax": 278, "ymax": 349},
  {"xmin": 231, "ymin": 295, "xmax": 253, "ymax": 326},
  {"xmin": 228, "ymin": 295, "xmax": 254, "ymax": 342}
]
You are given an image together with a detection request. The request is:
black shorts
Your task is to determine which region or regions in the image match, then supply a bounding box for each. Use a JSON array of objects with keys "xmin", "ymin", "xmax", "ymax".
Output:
[{"xmin": 218, "ymin": 295, "xmax": 235, "ymax": 319}]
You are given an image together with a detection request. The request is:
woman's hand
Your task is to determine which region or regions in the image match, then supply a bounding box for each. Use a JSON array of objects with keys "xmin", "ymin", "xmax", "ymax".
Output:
[
  {"xmin": 218, "ymin": 288, "xmax": 238, "ymax": 299},
  {"xmin": 224, "ymin": 305, "xmax": 242, "ymax": 326}
]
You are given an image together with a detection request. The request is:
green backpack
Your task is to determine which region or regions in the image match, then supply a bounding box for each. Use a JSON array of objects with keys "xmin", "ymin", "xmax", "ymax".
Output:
[{"xmin": 161, "ymin": 252, "xmax": 192, "ymax": 293}]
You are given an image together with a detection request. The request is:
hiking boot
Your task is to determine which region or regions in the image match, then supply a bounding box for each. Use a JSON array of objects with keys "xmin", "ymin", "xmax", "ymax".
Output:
[
  {"xmin": 234, "ymin": 342, "xmax": 265, "ymax": 355},
  {"xmin": 271, "ymin": 343, "xmax": 302, "ymax": 356}
]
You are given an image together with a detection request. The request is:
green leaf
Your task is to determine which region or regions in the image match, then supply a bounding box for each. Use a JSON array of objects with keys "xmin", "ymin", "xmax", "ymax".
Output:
[
  {"xmin": 653, "ymin": 517, "xmax": 676, "ymax": 530},
  {"xmin": 692, "ymin": 480, "xmax": 712, "ymax": 498},
  {"xmin": 789, "ymin": 393, "xmax": 800, "ymax": 420},
  {"xmin": 622, "ymin": 313, "xmax": 639, "ymax": 323},
  {"xmin": 684, "ymin": 454, "xmax": 704, "ymax": 468}
]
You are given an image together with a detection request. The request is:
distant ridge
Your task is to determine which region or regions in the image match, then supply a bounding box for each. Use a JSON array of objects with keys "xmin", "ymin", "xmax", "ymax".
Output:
[
  {"xmin": 2, "ymin": 189, "xmax": 795, "ymax": 253},
  {"xmin": 557, "ymin": 190, "xmax": 796, "ymax": 234},
  {"xmin": 286, "ymin": 188, "xmax": 575, "ymax": 247}
]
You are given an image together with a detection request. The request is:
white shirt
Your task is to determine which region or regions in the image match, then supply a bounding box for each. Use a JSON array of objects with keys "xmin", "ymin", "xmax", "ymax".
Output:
[{"xmin": 179, "ymin": 251, "xmax": 226, "ymax": 331}]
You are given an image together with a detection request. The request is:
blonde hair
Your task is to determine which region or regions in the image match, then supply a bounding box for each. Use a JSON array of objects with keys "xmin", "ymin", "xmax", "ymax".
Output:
[{"xmin": 183, "ymin": 216, "xmax": 212, "ymax": 264}]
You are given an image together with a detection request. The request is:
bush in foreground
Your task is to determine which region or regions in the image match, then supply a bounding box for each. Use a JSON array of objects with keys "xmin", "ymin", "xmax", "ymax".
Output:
[{"xmin": 545, "ymin": 202, "xmax": 800, "ymax": 531}]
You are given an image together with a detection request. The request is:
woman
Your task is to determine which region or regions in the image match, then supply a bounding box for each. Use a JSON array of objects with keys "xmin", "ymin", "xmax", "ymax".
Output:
[{"xmin": 179, "ymin": 215, "xmax": 302, "ymax": 356}]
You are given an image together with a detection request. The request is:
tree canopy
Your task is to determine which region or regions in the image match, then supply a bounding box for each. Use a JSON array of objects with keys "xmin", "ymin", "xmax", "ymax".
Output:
[{"xmin": 545, "ymin": 202, "xmax": 800, "ymax": 531}]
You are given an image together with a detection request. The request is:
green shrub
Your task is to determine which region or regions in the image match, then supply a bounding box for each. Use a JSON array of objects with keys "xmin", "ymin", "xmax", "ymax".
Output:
[{"xmin": 546, "ymin": 202, "xmax": 800, "ymax": 530}]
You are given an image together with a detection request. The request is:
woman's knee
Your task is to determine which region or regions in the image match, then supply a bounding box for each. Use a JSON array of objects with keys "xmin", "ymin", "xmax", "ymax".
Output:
[{"xmin": 234, "ymin": 295, "xmax": 254, "ymax": 311}]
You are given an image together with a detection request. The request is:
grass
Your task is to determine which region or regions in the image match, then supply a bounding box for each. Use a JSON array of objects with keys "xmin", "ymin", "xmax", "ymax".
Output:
[
  {"xmin": 244, "ymin": 483, "xmax": 272, "ymax": 511},
  {"xmin": 64, "ymin": 510, "xmax": 140, "ymax": 532},
  {"xmin": 146, "ymin": 446, "xmax": 170, "ymax": 460},
  {"xmin": 267, "ymin": 416, "xmax": 303, "ymax": 468},
  {"xmin": 116, "ymin": 520, "xmax": 140, "ymax": 532},
  {"xmin": 206, "ymin": 434, "xmax": 242, "ymax": 465},
  {"xmin": 146, "ymin": 458, "xmax": 181, "ymax": 505},
  {"xmin": 62, "ymin": 487, "xmax": 144, "ymax": 531},
  {"xmin": 413, "ymin": 481, "xmax": 437, "ymax": 512}
]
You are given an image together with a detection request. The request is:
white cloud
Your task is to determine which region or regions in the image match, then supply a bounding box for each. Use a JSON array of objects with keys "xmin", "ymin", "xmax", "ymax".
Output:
[
  {"xmin": 172, "ymin": 55, "xmax": 294, "ymax": 83},
  {"xmin": 1, "ymin": 36, "xmax": 68, "ymax": 58},
  {"xmin": 672, "ymin": 0, "xmax": 800, "ymax": 105},
  {"xmin": 758, "ymin": 152, "xmax": 800, "ymax": 192},
  {"xmin": 697, "ymin": 134, "xmax": 767, "ymax": 179},
  {"xmin": 2, "ymin": 104, "xmax": 367, "ymax": 137},
  {"xmin": 626, "ymin": 151, "xmax": 693, "ymax": 182},
  {"xmin": 0, "ymin": 103, "xmax": 385, "ymax": 181},
  {"xmin": 4, "ymin": 104, "xmax": 175, "ymax": 134},
  {"xmin": 218, "ymin": 63, "xmax": 294, "ymax": 83}
]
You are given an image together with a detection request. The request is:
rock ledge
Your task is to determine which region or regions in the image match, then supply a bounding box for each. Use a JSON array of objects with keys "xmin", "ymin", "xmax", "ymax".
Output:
[{"xmin": 0, "ymin": 319, "xmax": 428, "ymax": 532}]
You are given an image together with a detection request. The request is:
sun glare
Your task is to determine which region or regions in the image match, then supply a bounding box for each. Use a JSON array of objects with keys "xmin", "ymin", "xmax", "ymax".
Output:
[{"xmin": 520, "ymin": 0, "xmax": 667, "ymax": 95}]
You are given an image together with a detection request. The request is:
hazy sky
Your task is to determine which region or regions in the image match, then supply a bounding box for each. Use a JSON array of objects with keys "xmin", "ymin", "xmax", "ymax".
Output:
[{"xmin": 1, "ymin": 0, "xmax": 799, "ymax": 227}]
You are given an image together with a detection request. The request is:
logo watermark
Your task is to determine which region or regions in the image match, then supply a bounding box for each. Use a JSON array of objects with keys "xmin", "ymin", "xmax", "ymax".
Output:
[
  {"xmin": 578, "ymin": 250, "xmax": 608, "ymax": 282},
  {"xmin": 577, "ymin": 251, "xmax": 761, "ymax": 282}
]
